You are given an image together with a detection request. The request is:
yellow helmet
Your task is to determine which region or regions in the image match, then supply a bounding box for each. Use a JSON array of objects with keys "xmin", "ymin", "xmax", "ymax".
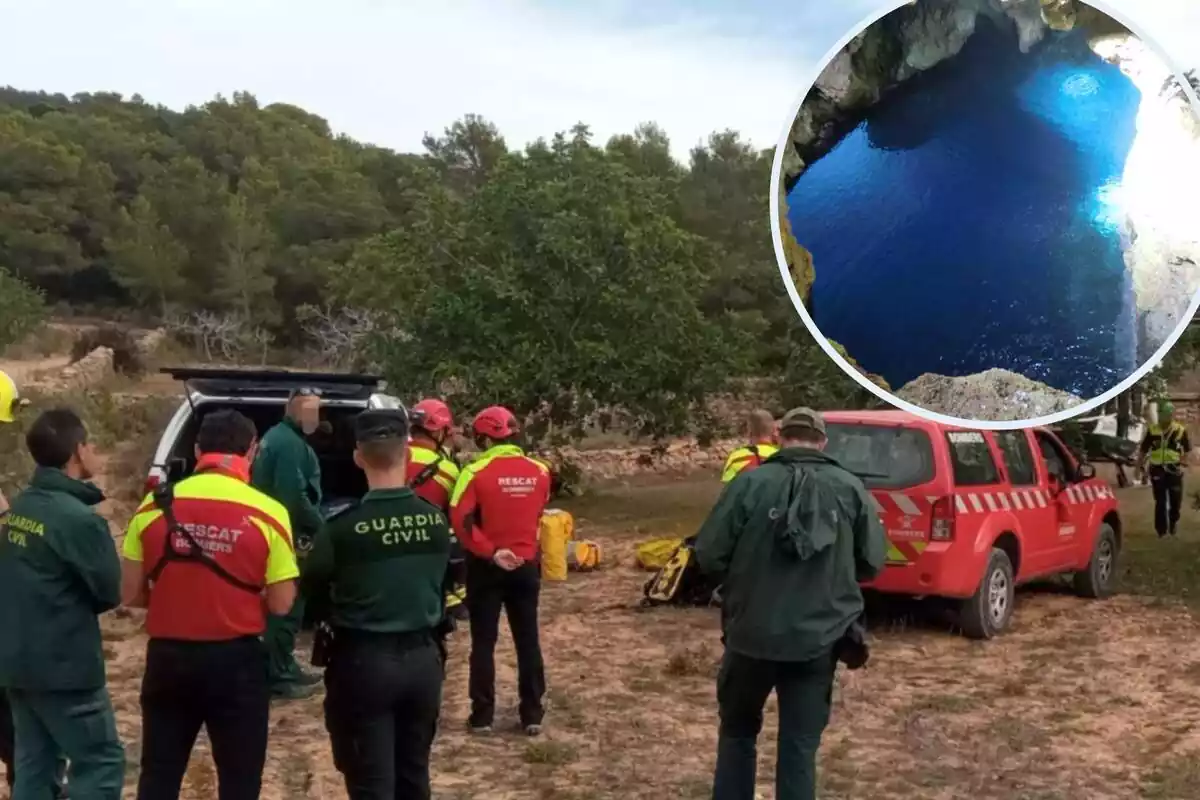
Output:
[{"xmin": 0, "ymin": 370, "xmax": 21, "ymax": 424}]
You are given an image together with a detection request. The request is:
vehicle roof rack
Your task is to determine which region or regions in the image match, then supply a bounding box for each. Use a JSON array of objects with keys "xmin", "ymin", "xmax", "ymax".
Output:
[{"xmin": 160, "ymin": 367, "xmax": 385, "ymax": 401}]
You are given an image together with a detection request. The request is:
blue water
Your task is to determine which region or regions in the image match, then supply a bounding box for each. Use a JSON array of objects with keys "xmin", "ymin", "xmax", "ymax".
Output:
[{"xmin": 788, "ymin": 19, "xmax": 1141, "ymax": 398}]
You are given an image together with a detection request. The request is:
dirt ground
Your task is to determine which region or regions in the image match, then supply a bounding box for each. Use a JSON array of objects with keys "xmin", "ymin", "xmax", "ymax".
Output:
[{"xmin": 68, "ymin": 477, "xmax": 1200, "ymax": 800}]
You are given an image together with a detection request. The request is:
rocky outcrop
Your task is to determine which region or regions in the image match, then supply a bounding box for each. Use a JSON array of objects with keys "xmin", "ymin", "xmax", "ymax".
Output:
[
  {"xmin": 1088, "ymin": 35, "xmax": 1200, "ymax": 364},
  {"xmin": 897, "ymin": 368, "xmax": 1082, "ymax": 420},
  {"xmin": 783, "ymin": 0, "xmax": 1065, "ymax": 196}
]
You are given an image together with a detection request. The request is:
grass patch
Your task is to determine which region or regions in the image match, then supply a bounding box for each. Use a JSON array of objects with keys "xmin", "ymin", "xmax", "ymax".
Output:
[
  {"xmin": 907, "ymin": 693, "xmax": 975, "ymax": 715},
  {"xmin": 1112, "ymin": 488, "xmax": 1200, "ymax": 611},
  {"xmin": 523, "ymin": 740, "xmax": 579, "ymax": 766},
  {"xmin": 1141, "ymin": 752, "xmax": 1200, "ymax": 799},
  {"xmin": 664, "ymin": 646, "xmax": 716, "ymax": 678}
]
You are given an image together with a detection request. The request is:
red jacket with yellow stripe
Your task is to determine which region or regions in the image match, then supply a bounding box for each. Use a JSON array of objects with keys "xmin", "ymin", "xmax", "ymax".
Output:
[
  {"xmin": 405, "ymin": 441, "xmax": 461, "ymax": 513},
  {"xmin": 450, "ymin": 444, "xmax": 551, "ymax": 562},
  {"xmin": 122, "ymin": 454, "xmax": 299, "ymax": 641}
]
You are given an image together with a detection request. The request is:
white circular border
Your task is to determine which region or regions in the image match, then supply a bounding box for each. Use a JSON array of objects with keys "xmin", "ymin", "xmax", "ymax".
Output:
[{"xmin": 770, "ymin": 0, "xmax": 1200, "ymax": 431}]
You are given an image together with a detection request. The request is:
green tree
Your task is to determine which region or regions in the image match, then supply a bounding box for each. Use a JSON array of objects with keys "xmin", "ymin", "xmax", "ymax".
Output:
[
  {"xmin": 214, "ymin": 166, "xmax": 276, "ymax": 322},
  {"xmin": 422, "ymin": 114, "xmax": 508, "ymax": 196},
  {"xmin": 334, "ymin": 126, "xmax": 751, "ymax": 440},
  {"xmin": 105, "ymin": 194, "xmax": 188, "ymax": 317},
  {"xmin": 0, "ymin": 268, "xmax": 47, "ymax": 349}
]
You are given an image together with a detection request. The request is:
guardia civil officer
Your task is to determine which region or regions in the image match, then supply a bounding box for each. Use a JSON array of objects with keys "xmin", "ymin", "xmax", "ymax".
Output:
[
  {"xmin": 694, "ymin": 407, "xmax": 888, "ymax": 800},
  {"xmin": 302, "ymin": 408, "xmax": 452, "ymax": 800},
  {"xmin": 121, "ymin": 409, "xmax": 299, "ymax": 800},
  {"xmin": 1139, "ymin": 399, "xmax": 1192, "ymax": 538},
  {"xmin": 0, "ymin": 408, "xmax": 125, "ymax": 800},
  {"xmin": 0, "ymin": 373, "xmax": 64, "ymax": 797}
]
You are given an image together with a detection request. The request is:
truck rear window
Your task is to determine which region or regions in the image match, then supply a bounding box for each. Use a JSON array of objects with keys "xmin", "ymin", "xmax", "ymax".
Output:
[{"xmin": 824, "ymin": 423, "xmax": 935, "ymax": 489}]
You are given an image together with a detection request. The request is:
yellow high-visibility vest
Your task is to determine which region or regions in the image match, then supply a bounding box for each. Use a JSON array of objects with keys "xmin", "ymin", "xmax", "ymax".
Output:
[{"xmin": 1146, "ymin": 422, "xmax": 1189, "ymax": 466}]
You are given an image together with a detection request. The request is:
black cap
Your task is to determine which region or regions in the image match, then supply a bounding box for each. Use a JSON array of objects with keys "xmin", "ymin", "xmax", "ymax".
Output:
[{"xmin": 354, "ymin": 409, "xmax": 411, "ymax": 443}]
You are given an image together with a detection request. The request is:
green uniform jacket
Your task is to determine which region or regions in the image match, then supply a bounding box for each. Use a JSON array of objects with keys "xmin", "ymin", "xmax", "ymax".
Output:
[
  {"xmin": 694, "ymin": 447, "xmax": 888, "ymax": 663},
  {"xmin": 252, "ymin": 417, "xmax": 324, "ymax": 544},
  {"xmin": 302, "ymin": 487, "xmax": 451, "ymax": 633},
  {"xmin": 0, "ymin": 467, "xmax": 122, "ymax": 691}
]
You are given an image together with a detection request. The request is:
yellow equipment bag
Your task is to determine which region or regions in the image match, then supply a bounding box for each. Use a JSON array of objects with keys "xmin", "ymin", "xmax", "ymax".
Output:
[
  {"xmin": 539, "ymin": 509, "xmax": 574, "ymax": 581},
  {"xmin": 642, "ymin": 538, "xmax": 720, "ymax": 606},
  {"xmin": 635, "ymin": 537, "xmax": 683, "ymax": 571},
  {"xmin": 567, "ymin": 539, "xmax": 602, "ymax": 571}
]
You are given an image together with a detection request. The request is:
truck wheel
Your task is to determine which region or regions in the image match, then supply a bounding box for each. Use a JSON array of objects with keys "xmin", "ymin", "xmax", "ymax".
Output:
[
  {"xmin": 1073, "ymin": 523, "xmax": 1118, "ymax": 599},
  {"xmin": 960, "ymin": 548, "xmax": 1015, "ymax": 640}
]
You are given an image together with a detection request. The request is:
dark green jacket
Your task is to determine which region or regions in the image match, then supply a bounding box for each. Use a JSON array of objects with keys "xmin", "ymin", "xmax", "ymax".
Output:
[
  {"xmin": 251, "ymin": 417, "xmax": 323, "ymax": 542},
  {"xmin": 694, "ymin": 447, "xmax": 888, "ymax": 663},
  {"xmin": 0, "ymin": 467, "xmax": 122, "ymax": 690},
  {"xmin": 301, "ymin": 487, "xmax": 451, "ymax": 633}
]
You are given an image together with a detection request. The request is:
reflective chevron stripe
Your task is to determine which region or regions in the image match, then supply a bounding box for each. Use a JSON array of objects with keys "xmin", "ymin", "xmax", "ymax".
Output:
[{"xmin": 870, "ymin": 481, "xmax": 1114, "ymax": 520}]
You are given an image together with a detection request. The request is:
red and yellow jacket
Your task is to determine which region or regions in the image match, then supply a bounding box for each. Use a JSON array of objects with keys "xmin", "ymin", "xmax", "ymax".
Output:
[
  {"xmin": 450, "ymin": 444, "xmax": 551, "ymax": 562},
  {"xmin": 405, "ymin": 440, "xmax": 461, "ymax": 513},
  {"xmin": 122, "ymin": 454, "xmax": 299, "ymax": 641},
  {"xmin": 721, "ymin": 441, "xmax": 780, "ymax": 483}
]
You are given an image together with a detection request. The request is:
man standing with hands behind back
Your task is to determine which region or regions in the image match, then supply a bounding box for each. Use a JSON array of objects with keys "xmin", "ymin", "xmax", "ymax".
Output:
[
  {"xmin": 694, "ymin": 407, "xmax": 888, "ymax": 800},
  {"xmin": 450, "ymin": 406, "xmax": 552, "ymax": 736},
  {"xmin": 252, "ymin": 386, "xmax": 325, "ymax": 700}
]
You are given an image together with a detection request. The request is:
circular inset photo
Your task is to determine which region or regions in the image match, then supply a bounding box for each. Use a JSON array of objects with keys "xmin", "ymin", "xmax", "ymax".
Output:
[{"xmin": 773, "ymin": 0, "xmax": 1200, "ymax": 427}]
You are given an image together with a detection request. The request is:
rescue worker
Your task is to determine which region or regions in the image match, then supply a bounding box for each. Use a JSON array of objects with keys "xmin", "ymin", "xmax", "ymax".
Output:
[
  {"xmin": 720, "ymin": 409, "xmax": 780, "ymax": 483},
  {"xmin": 1139, "ymin": 399, "xmax": 1191, "ymax": 538},
  {"xmin": 451, "ymin": 406, "xmax": 553, "ymax": 736},
  {"xmin": 251, "ymin": 387, "xmax": 325, "ymax": 700},
  {"xmin": 0, "ymin": 408, "xmax": 125, "ymax": 799},
  {"xmin": 121, "ymin": 409, "xmax": 299, "ymax": 800},
  {"xmin": 0, "ymin": 368, "xmax": 30, "ymax": 515},
  {"xmin": 407, "ymin": 398, "xmax": 467, "ymax": 619},
  {"xmin": 694, "ymin": 407, "xmax": 888, "ymax": 800},
  {"xmin": 302, "ymin": 409, "xmax": 452, "ymax": 799}
]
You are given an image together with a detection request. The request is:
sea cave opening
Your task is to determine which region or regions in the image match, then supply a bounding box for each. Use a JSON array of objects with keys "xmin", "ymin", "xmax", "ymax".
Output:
[{"xmin": 787, "ymin": 15, "xmax": 1141, "ymax": 398}]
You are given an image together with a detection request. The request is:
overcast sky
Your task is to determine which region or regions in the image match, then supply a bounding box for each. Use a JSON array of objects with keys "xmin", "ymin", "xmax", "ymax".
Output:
[{"xmin": 0, "ymin": 0, "xmax": 1196, "ymax": 158}]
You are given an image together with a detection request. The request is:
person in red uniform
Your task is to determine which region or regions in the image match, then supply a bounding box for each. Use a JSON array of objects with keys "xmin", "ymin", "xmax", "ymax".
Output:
[
  {"xmin": 407, "ymin": 399, "xmax": 468, "ymax": 620},
  {"xmin": 450, "ymin": 406, "xmax": 552, "ymax": 736},
  {"xmin": 120, "ymin": 410, "xmax": 300, "ymax": 800}
]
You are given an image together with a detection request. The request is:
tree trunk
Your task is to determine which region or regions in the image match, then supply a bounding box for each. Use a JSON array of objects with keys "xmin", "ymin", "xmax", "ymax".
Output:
[{"xmin": 1117, "ymin": 391, "xmax": 1130, "ymax": 439}]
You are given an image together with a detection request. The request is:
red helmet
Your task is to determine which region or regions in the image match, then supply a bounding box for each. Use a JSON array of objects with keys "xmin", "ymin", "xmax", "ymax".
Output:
[
  {"xmin": 472, "ymin": 406, "xmax": 519, "ymax": 439},
  {"xmin": 411, "ymin": 399, "xmax": 454, "ymax": 433}
]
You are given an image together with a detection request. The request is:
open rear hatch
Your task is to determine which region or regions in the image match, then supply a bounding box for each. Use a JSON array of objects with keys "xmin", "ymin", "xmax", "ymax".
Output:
[
  {"xmin": 824, "ymin": 421, "xmax": 949, "ymax": 567},
  {"xmin": 161, "ymin": 366, "xmax": 386, "ymax": 404},
  {"xmin": 150, "ymin": 367, "xmax": 389, "ymax": 505}
]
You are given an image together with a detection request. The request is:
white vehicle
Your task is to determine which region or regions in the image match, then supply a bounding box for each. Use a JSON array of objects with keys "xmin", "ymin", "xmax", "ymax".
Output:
[{"xmin": 144, "ymin": 367, "xmax": 406, "ymax": 514}]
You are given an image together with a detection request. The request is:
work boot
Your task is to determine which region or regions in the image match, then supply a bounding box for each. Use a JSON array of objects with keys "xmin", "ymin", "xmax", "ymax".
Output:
[{"xmin": 271, "ymin": 682, "xmax": 320, "ymax": 701}]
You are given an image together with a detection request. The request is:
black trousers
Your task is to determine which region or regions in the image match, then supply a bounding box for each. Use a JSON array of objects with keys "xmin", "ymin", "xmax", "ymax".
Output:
[
  {"xmin": 136, "ymin": 637, "xmax": 270, "ymax": 800},
  {"xmin": 465, "ymin": 557, "xmax": 546, "ymax": 728},
  {"xmin": 712, "ymin": 648, "xmax": 837, "ymax": 800},
  {"xmin": 323, "ymin": 629, "xmax": 443, "ymax": 800},
  {"xmin": 1149, "ymin": 467, "xmax": 1184, "ymax": 536}
]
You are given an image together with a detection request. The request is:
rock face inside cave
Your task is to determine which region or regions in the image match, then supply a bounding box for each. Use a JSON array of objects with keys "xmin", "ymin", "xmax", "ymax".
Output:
[
  {"xmin": 897, "ymin": 369, "xmax": 1083, "ymax": 421},
  {"xmin": 777, "ymin": 0, "xmax": 1200, "ymax": 417}
]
